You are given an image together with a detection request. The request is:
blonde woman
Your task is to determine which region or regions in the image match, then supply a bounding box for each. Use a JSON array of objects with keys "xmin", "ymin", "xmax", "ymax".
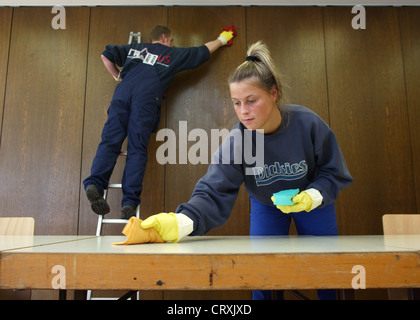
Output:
[{"xmin": 120, "ymin": 41, "xmax": 353, "ymax": 300}]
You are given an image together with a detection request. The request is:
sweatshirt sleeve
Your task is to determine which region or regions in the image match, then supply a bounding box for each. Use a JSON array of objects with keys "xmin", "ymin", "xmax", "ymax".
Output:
[
  {"xmin": 101, "ymin": 44, "xmax": 131, "ymax": 68},
  {"xmin": 307, "ymin": 125, "xmax": 353, "ymax": 206},
  {"xmin": 175, "ymin": 162, "xmax": 244, "ymax": 236},
  {"xmin": 175, "ymin": 132, "xmax": 244, "ymax": 236}
]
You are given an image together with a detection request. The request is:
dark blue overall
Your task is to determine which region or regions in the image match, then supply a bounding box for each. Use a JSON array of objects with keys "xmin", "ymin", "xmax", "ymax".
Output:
[
  {"xmin": 84, "ymin": 43, "xmax": 210, "ymax": 209},
  {"xmin": 84, "ymin": 64, "xmax": 163, "ymax": 209}
]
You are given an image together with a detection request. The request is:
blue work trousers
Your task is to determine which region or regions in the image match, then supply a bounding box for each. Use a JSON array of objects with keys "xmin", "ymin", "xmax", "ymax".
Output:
[
  {"xmin": 84, "ymin": 66, "xmax": 163, "ymax": 209},
  {"xmin": 249, "ymin": 196, "xmax": 338, "ymax": 300}
]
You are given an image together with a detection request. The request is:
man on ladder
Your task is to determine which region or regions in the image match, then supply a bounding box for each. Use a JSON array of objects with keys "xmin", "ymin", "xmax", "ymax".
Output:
[{"xmin": 83, "ymin": 25, "xmax": 237, "ymax": 219}]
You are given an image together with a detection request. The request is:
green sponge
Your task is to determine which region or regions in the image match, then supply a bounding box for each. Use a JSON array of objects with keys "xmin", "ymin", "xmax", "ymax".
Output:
[{"xmin": 271, "ymin": 188, "xmax": 300, "ymax": 206}]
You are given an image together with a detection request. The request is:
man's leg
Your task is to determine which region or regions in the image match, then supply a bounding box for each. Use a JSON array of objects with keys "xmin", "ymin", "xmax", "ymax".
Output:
[
  {"xmin": 120, "ymin": 91, "xmax": 161, "ymax": 218},
  {"xmin": 83, "ymin": 97, "xmax": 129, "ymax": 215}
]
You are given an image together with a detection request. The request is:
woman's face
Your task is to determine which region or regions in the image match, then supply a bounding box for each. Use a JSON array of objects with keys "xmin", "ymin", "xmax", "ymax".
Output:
[{"xmin": 230, "ymin": 79, "xmax": 281, "ymax": 134}]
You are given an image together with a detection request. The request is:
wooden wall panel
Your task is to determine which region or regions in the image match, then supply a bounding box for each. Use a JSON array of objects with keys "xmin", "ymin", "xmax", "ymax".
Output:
[
  {"xmin": 245, "ymin": 7, "xmax": 329, "ymax": 300},
  {"xmin": 0, "ymin": 5, "xmax": 418, "ymax": 300},
  {"xmin": 164, "ymin": 6, "xmax": 250, "ymax": 300},
  {"xmin": 78, "ymin": 7, "xmax": 168, "ymax": 236},
  {"xmin": 246, "ymin": 7, "xmax": 329, "ymax": 122},
  {"xmin": 78, "ymin": 6, "xmax": 168, "ymax": 300},
  {"xmin": 399, "ymin": 7, "xmax": 420, "ymax": 214},
  {"xmin": 165, "ymin": 6, "xmax": 249, "ymax": 236},
  {"xmin": 0, "ymin": 7, "xmax": 89, "ymax": 235},
  {"xmin": 0, "ymin": 7, "xmax": 12, "ymax": 140},
  {"xmin": 324, "ymin": 7, "xmax": 416, "ymax": 235},
  {"xmin": 246, "ymin": 7, "xmax": 328, "ymax": 238}
]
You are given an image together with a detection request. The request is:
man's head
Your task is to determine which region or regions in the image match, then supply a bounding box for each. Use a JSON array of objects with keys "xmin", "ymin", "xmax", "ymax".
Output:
[{"xmin": 150, "ymin": 25, "xmax": 173, "ymax": 47}]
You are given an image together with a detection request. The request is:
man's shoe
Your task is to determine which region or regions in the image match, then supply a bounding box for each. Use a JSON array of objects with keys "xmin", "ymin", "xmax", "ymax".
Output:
[
  {"xmin": 121, "ymin": 205, "xmax": 136, "ymax": 219},
  {"xmin": 86, "ymin": 184, "xmax": 110, "ymax": 215}
]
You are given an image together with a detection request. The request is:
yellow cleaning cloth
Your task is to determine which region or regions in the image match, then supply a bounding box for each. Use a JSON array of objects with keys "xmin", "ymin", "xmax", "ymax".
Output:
[{"xmin": 113, "ymin": 217, "xmax": 165, "ymax": 245}]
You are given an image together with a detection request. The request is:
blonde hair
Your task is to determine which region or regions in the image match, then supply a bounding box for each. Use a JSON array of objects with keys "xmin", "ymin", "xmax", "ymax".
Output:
[{"xmin": 228, "ymin": 41, "xmax": 283, "ymax": 105}]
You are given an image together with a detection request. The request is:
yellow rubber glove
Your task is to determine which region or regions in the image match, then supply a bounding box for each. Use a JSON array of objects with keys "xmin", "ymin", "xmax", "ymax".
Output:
[
  {"xmin": 141, "ymin": 213, "xmax": 179, "ymax": 242},
  {"xmin": 113, "ymin": 217, "xmax": 165, "ymax": 245},
  {"xmin": 273, "ymin": 191, "xmax": 313, "ymax": 214},
  {"xmin": 218, "ymin": 25, "xmax": 236, "ymax": 46},
  {"xmin": 218, "ymin": 30, "xmax": 234, "ymax": 45}
]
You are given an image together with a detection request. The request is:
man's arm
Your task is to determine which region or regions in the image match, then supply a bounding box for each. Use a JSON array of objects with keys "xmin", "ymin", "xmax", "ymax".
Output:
[
  {"xmin": 101, "ymin": 54, "xmax": 120, "ymax": 80},
  {"xmin": 205, "ymin": 38, "xmax": 224, "ymax": 54}
]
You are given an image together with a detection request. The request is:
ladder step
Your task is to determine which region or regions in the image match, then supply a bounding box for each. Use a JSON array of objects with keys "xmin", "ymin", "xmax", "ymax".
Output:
[
  {"xmin": 102, "ymin": 219, "xmax": 129, "ymax": 224},
  {"xmin": 108, "ymin": 184, "xmax": 122, "ymax": 189}
]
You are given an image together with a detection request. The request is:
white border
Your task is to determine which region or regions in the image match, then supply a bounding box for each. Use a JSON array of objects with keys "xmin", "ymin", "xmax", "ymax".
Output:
[{"xmin": 0, "ymin": 1, "xmax": 419, "ymax": 7}]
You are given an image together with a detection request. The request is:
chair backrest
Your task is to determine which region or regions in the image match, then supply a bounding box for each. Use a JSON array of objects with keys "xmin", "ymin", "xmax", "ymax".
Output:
[
  {"xmin": 382, "ymin": 214, "xmax": 420, "ymax": 235},
  {"xmin": 0, "ymin": 217, "xmax": 35, "ymax": 235}
]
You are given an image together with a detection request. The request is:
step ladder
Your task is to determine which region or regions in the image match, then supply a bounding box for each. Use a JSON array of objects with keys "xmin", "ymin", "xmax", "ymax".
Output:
[
  {"xmin": 95, "ymin": 151, "xmax": 140, "ymax": 236},
  {"xmin": 88, "ymin": 31, "xmax": 142, "ymax": 300},
  {"xmin": 89, "ymin": 150, "xmax": 140, "ymax": 300},
  {"xmin": 128, "ymin": 31, "xmax": 141, "ymax": 44}
]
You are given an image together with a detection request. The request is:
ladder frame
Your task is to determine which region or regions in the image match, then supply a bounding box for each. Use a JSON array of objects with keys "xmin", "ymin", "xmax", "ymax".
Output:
[
  {"xmin": 89, "ymin": 31, "xmax": 142, "ymax": 300},
  {"xmin": 90, "ymin": 151, "xmax": 140, "ymax": 300},
  {"xmin": 95, "ymin": 151, "xmax": 140, "ymax": 236},
  {"xmin": 128, "ymin": 31, "xmax": 141, "ymax": 44}
]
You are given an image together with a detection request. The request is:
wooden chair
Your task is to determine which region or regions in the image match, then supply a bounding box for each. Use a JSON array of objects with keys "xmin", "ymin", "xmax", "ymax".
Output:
[
  {"xmin": 0, "ymin": 217, "xmax": 35, "ymax": 235},
  {"xmin": 0, "ymin": 217, "xmax": 35, "ymax": 299},
  {"xmin": 382, "ymin": 214, "xmax": 420, "ymax": 235},
  {"xmin": 382, "ymin": 214, "xmax": 420, "ymax": 300}
]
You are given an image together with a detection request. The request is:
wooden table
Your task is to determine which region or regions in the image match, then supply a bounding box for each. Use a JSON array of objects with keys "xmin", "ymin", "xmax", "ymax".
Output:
[
  {"xmin": 1, "ymin": 235, "xmax": 419, "ymax": 298},
  {"xmin": 0, "ymin": 235, "xmax": 95, "ymax": 252}
]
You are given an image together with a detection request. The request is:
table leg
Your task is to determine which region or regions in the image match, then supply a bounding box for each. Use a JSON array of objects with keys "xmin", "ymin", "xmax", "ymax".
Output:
[
  {"xmin": 59, "ymin": 290, "xmax": 66, "ymax": 300},
  {"xmin": 337, "ymin": 289, "xmax": 355, "ymax": 300},
  {"xmin": 74, "ymin": 290, "xmax": 87, "ymax": 300},
  {"xmin": 408, "ymin": 288, "xmax": 420, "ymax": 300}
]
